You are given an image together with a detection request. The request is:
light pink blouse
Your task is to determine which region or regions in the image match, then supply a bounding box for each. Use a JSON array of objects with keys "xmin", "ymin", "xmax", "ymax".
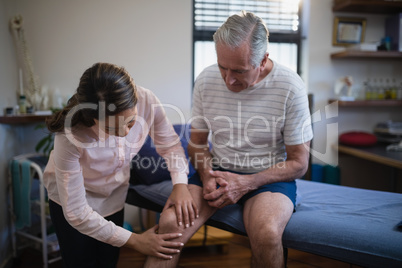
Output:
[{"xmin": 43, "ymin": 86, "xmax": 188, "ymax": 247}]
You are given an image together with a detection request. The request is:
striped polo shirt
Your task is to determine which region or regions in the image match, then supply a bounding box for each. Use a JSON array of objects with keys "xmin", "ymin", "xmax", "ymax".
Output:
[{"xmin": 191, "ymin": 61, "xmax": 313, "ymax": 173}]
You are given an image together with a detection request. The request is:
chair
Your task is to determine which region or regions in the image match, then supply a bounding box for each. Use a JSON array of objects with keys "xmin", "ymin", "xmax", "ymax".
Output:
[{"xmin": 8, "ymin": 153, "xmax": 61, "ymax": 268}]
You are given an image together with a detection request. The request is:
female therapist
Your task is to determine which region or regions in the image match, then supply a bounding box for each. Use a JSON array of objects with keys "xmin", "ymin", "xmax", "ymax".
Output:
[{"xmin": 43, "ymin": 62, "xmax": 198, "ymax": 267}]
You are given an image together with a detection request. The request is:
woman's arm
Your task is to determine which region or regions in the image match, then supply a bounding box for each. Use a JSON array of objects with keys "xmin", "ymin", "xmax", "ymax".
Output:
[{"xmin": 148, "ymin": 96, "xmax": 198, "ymax": 228}]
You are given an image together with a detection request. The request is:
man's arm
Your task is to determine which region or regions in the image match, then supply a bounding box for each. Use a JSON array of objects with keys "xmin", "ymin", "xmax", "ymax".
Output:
[
  {"xmin": 205, "ymin": 141, "xmax": 311, "ymax": 208},
  {"xmin": 188, "ymin": 127, "xmax": 227, "ymax": 195},
  {"xmin": 251, "ymin": 141, "xmax": 311, "ymax": 186},
  {"xmin": 187, "ymin": 127, "xmax": 211, "ymax": 177}
]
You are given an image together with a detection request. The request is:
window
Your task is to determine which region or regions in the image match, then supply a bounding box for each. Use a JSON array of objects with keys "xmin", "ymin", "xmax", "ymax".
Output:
[{"xmin": 193, "ymin": 0, "xmax": 302, "ymax": 80}]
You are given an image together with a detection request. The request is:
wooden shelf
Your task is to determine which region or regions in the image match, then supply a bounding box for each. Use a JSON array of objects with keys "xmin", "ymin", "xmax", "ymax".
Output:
[
  {"xmin": 328, "ymin": 99, "xmax": 402, "ymax": 107},
  {"xmin": 334, "ymin": 144, "xmax": 402, "ymax": 170},
  {"xmin": 333, "ymin": 0, "xmax": 402, "ymax": 14},
  {"xmin": 0, "ymin": 115, "xmax": 50, "ymax": 124},
  {"xmin": 331, "ymin": 50, "xmax": 402, "ymax": 59}
]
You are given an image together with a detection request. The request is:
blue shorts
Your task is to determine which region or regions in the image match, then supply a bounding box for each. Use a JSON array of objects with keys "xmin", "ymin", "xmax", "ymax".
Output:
[{"xmin": 188, "ymin": 167, "xmax": 297, "ymax": 207}]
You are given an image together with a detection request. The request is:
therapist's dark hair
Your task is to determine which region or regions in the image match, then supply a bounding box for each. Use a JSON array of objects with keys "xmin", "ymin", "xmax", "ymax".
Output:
[{"xmin": 46, "ymin": 62, "xmax": 138, "ymax": 133}]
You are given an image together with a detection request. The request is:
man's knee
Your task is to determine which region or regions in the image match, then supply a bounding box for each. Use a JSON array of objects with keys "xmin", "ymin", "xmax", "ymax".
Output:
[
  {"xmin": 249, "ymin": 224, "xmax": 283, "ymax": 248},
  {"xmin": 158, "ymin": 207, "xmax": 181, "ymax": 233}
]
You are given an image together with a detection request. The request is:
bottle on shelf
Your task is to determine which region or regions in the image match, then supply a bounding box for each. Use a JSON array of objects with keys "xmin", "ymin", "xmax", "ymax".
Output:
[
  {"xmin": 18, "ymin": 95, "xmax": 27, "ymax": 114},
  {"xmin": 364, "ymin": 78, "xmax": 372, "ymax": 100},
  {"xmin": 390, "ymin": 78, "xmax": 398, "ymax": 100},
  {"xmin": 398, "ymin": 82, "xmax": 402, "ymax": 100},
  {"xmin": 363, "ymin": 77, "xmax": 400, "ymax": 101},
  {"xmin": 384, "ymin": 78, "xmax": 391, "ymax": 99},
  {"xmin": 377, "ymin": 78, "xmax": 385, "ymax": 100},
  {"xmin": 371, "ymin": 78, "xmax": 379, "ymax": 100}
]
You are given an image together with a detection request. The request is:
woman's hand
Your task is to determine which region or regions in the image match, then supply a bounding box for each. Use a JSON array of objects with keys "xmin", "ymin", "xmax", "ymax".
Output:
[
  {"xmin": 125, "ymin": 225, "xmax": 183, "ymax": 259},
  {"xmin": 163, "ymin": 184, "xmax": 199, "ymax": 228}
]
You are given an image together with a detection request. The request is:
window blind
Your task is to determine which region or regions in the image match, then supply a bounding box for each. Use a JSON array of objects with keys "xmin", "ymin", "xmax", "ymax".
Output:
[{"xmin": 194, "ymin": 0, "xmax": 300, "ymax": 33}]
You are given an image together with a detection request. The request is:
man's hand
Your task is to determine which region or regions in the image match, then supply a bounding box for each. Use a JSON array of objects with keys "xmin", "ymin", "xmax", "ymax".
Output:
[
  {"xmin": 203, "ymin": 170, "xmax": 252, "ymax": 208},
  {"xmin": 200, "ymin": 169, "xmax": 228, "ymax": 196}
]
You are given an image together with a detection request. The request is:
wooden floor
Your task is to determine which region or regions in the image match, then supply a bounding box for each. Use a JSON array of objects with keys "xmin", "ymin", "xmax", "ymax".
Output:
[{"xmin": 12, "ymin": 229, "xmax": 363, "ymax": 268}]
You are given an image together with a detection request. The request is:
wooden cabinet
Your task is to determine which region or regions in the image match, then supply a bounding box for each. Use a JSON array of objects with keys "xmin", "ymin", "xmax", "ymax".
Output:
[{"xmin": 330, "ymin": 1, "xmax": 402, "ymax": 192}]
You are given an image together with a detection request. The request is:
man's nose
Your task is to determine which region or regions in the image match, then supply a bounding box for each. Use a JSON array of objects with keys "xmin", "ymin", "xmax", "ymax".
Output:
[{"xmin": 225, "ymin": 70, "xmax": 237, "ymax": 85}]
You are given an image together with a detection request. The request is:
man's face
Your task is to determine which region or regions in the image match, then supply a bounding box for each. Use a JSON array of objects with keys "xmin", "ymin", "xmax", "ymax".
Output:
[{"xmin": 216, "ymin": 42, "xmax": 263, "ymax": 93}]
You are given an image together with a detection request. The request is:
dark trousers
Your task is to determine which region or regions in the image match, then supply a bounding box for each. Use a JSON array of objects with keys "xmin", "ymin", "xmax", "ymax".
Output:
[{"xmin": 49, "ymin": 200, "xmax": 124, "ymax": 268}]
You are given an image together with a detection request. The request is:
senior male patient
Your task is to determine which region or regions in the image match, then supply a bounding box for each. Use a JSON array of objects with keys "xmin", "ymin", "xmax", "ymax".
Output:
[{"xmin": 144, "ymin": 11, "xmax": 313, "ymax": 268}]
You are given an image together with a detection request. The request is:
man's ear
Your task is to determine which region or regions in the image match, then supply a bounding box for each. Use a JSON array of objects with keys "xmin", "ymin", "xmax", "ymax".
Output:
[{"xmin": 260, "ymin": 52, "xmax": 269, "ymax": 69}]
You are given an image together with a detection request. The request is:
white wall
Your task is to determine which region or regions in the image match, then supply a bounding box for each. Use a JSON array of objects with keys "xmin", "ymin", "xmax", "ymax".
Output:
[{"xmin": 7, "ymin": 0, "xmax": 193, "ymax": 121}]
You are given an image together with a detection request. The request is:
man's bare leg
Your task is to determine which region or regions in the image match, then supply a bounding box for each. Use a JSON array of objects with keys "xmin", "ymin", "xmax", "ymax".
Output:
[
  {"xmin": 143, "ymin": 184, "xmax": 217, "ymax": 268},
  {"xmin": 243, "ymin": 192, "xmax": 294, "ymax": 268}
]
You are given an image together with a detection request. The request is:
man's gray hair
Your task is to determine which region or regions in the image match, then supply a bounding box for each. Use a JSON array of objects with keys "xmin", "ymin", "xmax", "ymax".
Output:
[{"xmin": 213, "ymin": 11, "xmax": 269, "ymax": 68}]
